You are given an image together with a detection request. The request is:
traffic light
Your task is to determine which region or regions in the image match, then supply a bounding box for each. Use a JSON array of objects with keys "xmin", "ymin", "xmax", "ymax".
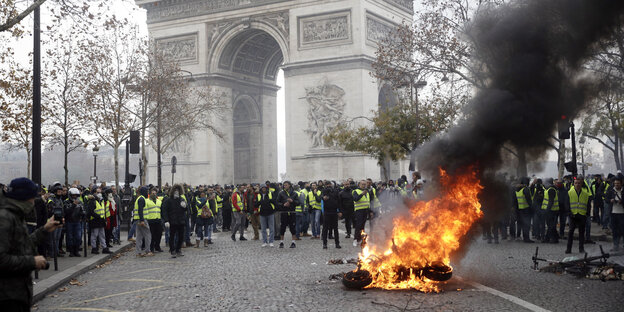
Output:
[
  {"xmin": 558, "ymin": 116, "xmax": 570, "ymax": 139},
  {"xmin": 564, "ymin": 161, "xmax": 576, "ymax": 173}
]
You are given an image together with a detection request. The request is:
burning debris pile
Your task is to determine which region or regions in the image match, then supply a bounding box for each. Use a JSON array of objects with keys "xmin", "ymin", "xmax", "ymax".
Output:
[
  {"xmin": 343, "ymin": 169, "xmax": 482, "ymax": 292},
  {"xmin": 532, "ymin": 246, "xmax": 624, "ymax": 281}
]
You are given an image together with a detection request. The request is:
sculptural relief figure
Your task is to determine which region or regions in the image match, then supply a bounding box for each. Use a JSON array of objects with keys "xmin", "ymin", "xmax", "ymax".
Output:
[{"xmin": 302, "ymin": 80, "xmax": 346, "ymax": 148}]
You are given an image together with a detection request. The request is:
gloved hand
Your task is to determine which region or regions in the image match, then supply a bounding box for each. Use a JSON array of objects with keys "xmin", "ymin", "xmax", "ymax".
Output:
[
  {"xmin": 181, "ymin": 201, "xmax": 187, "ymax": 208},
  {"xmin": 165, "ymin": 222, "xmax": 170, "ymax": 229}
]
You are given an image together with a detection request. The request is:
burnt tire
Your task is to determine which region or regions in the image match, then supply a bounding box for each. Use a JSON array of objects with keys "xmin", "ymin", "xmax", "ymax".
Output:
[
  {"xmin": 423, "ymin": 263, "xmax": 453, "ymax": 282},
  {"xmin": 342, "ymin": 270, "xmax": 373, "ymax": 289}
]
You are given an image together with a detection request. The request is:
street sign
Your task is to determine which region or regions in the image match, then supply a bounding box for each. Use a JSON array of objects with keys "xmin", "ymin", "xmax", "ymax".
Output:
[
  {"xmin": 90, "ymin": 176, "xmax": 98, "ymax": 181},
  {"xmin": 171, "ymin": 156, "xmax": 177, "ymax": 173}
]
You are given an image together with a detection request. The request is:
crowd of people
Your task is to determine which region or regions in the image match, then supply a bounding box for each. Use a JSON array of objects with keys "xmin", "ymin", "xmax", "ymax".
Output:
[{"xmin": 485, "ymin": 173, "xmax": 624, "ymax": 254}]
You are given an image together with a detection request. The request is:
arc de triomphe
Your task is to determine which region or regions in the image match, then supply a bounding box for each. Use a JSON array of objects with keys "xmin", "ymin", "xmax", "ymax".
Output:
[{"xmin": 138, "ymin": 0, "xmax": 413, "ymax": 185}]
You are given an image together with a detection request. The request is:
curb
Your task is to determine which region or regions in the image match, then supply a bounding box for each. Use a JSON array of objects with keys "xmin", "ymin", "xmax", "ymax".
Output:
[{"xmin": 33, "ymin": 242, "xmax": 133, "ymax": 303}]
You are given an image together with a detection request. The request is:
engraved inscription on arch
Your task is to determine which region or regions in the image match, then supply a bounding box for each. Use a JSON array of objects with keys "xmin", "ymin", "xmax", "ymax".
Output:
[
  {"xmin": 142, "ymin": 0, "xmax": 290, "ymax": 24},
  {"xmin": 298, "ymin": 10, "xmax": 351, "ymax": 49},
  {"xmin": 155, "ymin": 33, "xmax": 198, "ymax": 64}
]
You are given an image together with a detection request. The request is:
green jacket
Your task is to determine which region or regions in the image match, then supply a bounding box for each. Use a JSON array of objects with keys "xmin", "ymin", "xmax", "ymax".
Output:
[{"xmin": 0, "ymin": 191, "xmax": 48, "ymax": 306}]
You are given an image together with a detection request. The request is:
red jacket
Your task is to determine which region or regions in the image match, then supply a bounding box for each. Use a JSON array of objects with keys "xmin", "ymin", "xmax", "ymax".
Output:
[
  {"xmin": 232, "ymin": 192, "xmax": 243, "ymax": 212},
  {"xmin": 105, "ymin": 201, "xmax": 117, "ymax": 229}
]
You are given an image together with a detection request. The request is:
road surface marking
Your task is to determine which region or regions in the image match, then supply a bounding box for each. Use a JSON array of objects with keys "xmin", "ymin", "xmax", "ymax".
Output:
[{"xmin": 457, "ymin": 277, "xmax": 551, "ymax": 312}]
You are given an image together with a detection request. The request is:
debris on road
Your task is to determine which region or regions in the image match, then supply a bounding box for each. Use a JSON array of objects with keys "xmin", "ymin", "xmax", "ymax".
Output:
[
  {"xmin": 532, "ymin": 245, "xmax": 624, "ymax": 280},
  {"xmin": 327, "ymin": 258, "xmax": 358, "ymax": 265}
]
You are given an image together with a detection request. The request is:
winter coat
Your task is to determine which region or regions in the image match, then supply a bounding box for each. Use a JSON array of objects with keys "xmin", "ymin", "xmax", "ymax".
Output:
[
  {"xmin": 86, "ymin": 197, "xmax": 107, "ymax": 228},
  {"xmin": 0, "ymin": 191, "xmax": 49, "ymax": 306},
  {"xmin": 257, "ymin": 191, "xmax": 277, "ymax": 216},
  {"xmin": 277, "ymin": 189, "xmax": 299, "ymax": 212},
  {"xmin": 162, "ymin": 196, "xmax": 188, "ymax": 226},
  {"xmin": 321, "ymin": 187, "xmax": 341, "ymax": 214},
  {"xmin": 339, "ymin": 187, "xmax": 354, "ymax": 213},
  {"xmin": 63, "ymin": 198, "xmax": 84, "ymax": 223}
]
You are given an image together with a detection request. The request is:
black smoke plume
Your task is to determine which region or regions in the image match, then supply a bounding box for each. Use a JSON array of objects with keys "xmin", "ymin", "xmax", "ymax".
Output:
[{"xmin": 418, "ymin": 0, "xmax": 624, "ymax": 181}]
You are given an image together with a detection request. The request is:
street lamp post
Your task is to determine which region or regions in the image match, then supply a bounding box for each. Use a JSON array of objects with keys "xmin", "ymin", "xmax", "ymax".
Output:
[{"xmin": 92, "ymin": 146, "xmax": 99, "ymax": 185}]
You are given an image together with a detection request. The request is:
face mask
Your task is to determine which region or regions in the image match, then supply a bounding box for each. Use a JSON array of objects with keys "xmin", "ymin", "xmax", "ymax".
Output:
[
  {"xmin": 174, "ymin": 191, "xmax": 180, "ymax": 199},
  {"xmin": 96, "ymin": 193, "xmax": 103, "ymax": 200},
  {"xmin": 108, "ymin": 194, "xmax": 114, "ymax": 201}
]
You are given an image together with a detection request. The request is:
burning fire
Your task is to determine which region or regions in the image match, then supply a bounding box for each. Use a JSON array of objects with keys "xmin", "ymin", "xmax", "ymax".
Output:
[{"xmin": 356, "ymin": 168, "xmax": 483, "ymax": 292}]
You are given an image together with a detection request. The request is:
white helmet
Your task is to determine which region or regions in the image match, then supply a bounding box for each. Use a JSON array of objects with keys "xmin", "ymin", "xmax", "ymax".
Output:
[{"xmin": 68, "ymin": 188, "xmax": 80, "ymax": 196}]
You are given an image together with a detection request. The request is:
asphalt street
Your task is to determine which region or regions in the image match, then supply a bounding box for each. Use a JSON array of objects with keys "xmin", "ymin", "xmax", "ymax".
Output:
[{"xmin": 33, "ymin": 227, "xmax": 623, "ymax": 312}]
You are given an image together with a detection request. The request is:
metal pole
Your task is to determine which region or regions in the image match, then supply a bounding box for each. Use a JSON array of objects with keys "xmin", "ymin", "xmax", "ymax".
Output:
[
  {"xmin": 570, "ymin": 122, "xmax": 578, "ymax": 177},
  {"xmin": 32, "ymin": 7, "xmax": 41, "ymax": 184},
  {"xmin": 581, "ymin": 146, "xmax": 585, "ymax": 176},
  {"xmin": 139, "ymin": 159, "xmax": 143, "ymax": 186},
  {"xmin": 157, "ymin": 107, "xmax": 162, "ymax": 189},
  {"xmin": 125, "ymin": 140, "xmax": 130, "ymax": 189},
  {"xmin": 93, "ymin": 154, "xmax": 97, "ymax": 185}
]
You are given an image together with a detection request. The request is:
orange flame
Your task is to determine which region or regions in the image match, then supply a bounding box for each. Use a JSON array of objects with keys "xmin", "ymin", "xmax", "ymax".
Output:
[{"xmin": 357, "ymin": 168, "xmax": 483, "ymax": 292}]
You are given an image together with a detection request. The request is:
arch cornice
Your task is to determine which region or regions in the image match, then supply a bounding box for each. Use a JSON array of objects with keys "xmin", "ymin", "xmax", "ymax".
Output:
[{"xmin": 208, "ymin": 20, "xmax": 290, "ymax": 75}]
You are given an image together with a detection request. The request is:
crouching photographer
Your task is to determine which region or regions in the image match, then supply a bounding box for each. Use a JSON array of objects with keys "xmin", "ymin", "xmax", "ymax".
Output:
[{"xmin": 0, "ymin": 178, "xmax": 63, "ymax": 311}]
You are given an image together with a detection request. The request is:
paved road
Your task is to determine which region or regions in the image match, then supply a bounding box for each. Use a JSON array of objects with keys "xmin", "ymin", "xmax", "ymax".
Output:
[{"xmin": 34, "ymin": 227, "xmax": 623, "ymax": 312}]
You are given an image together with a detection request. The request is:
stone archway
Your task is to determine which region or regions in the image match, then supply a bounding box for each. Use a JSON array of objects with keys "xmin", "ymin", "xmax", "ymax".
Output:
[{"xmin": 232, "ymin": 95, "xmax": 262, "ymax": 183}]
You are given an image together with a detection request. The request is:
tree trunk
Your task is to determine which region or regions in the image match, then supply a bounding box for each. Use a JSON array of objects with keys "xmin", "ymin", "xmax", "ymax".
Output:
[
  {"xmin": 26, "ymin": 149, "xmax": 31, "ymax": 179},
  {"xmin": 114, "ymin": 145, "xmax": 120, "ymax": 191},
  {"xmin": 64, "ymin": 135, "xmax": 69, "ymax": 186},
  {"xmin": 141, "ymin": 128, "xmax": 147, "ymax": 185},
  {"xmin": 558, "ymin": 139, "xmax": 565, "ymax": 179}
]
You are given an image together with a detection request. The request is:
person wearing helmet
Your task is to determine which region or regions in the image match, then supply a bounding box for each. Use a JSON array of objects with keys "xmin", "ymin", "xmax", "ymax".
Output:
[{"xmin": 64, "ymin": 188, "xmax": 85, "ymax": 257}]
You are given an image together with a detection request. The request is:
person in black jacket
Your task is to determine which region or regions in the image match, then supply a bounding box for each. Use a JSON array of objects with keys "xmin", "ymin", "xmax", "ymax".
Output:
[
  {"xmin": 277, "ymin": 181, "xmax": 299, "ymax": 248},
  {"xmin": 321, "ymin": 181, "xmax": 342, "ymax": 249},
  {"xmin": 339, "ymin": 181, "xmax": 354, "ymax": 238},
  {"xmin": 256, "ymin": 185, "xmax": 277, "ymax": 247},
  {"xmin": 64, "ymin": 188, "xmax": 85, "ymax": 257},
  {"xmin": 162, "ymin": 184, "xmax": 187, "ymax": 258}
]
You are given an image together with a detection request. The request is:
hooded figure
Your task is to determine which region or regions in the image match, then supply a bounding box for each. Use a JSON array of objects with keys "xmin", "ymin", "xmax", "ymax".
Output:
[{"xmin": 0, "ymin": 178, "xmax": 61, "ymax": 309}]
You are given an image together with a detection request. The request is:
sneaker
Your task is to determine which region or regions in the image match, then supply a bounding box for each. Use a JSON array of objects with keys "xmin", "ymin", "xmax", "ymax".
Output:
[
  {"xmin": 323, "ymin": 245, "xmax": 328, "ymax": 249},
  {"xmin": 176, "ymin": 252, "xmax": 184, "ymax": 257},
  {"xmin": 145, "ymin": 252, "xmax": 155, "ymax": 257},
  {"xmin": 279, "ymin": 242, "xmax": 284, "ymax": 248},
  {"xmin": 290, "ymin": 242, "xmax": 296, "ymax": 248},
  {"xmin": 171, "ymin": 253, "xmax": 177, "ymax": 258},
  {"xmin": 261, "ymin": 243, "xmax": 267, "ymax": 247},
  {"xmin": 353, "ymin": 240, "xmax": 358, "ymax": 247},
  {"xmin": 345, "ymin": 234, "xmax": 351, "ymax": 239},
  {"xmin": 269, "ymin": 243, "xmax": 274, "ymax": 247}
]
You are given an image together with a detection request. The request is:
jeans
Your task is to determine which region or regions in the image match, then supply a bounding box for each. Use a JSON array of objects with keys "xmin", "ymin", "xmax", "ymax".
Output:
[
  {"xmin": 260, "ymin": 214, "xmax": 275, "ymax": 244},
  {"xmin": 611, "ymin": 213, "xmax": 624, "ymax": 248},
  {"xmin": 232, "ymin": 211, "xmax": 246, "ymax": 237},
  {"xmin": 311, "ymin": 209, "xmax": 322, "ymax": 237},
  {"xmin": 295, "ymin": 212, "xmax": 303, "ymax": 236},
  {"xmin": 535, "ymin": 210, "xmax": 547, "ymax": 240},
  {"xmin": 65, "ymin": 222, "xmax": 82, "ymax": 250},
  {"xmin": 185, "ymin": 217, "xmax": 191, "ymax": 243},
  {"xmin": 195, "ymin": 218, "xmax": 213, "ymax": 240},
  {"xmin": 114, "ymin": 215, "xmax": 121, "ymax": 242},
  {"xmin": 128, "ymin": 221, "xmax": 136, "ymax": 240},
  {"xmin": 519, "ymin": 211, "xmax": 532, "ymax": 241},
  {"xmin": 301, "ymin": 211, "xmax": 310, "ymax": 234}
]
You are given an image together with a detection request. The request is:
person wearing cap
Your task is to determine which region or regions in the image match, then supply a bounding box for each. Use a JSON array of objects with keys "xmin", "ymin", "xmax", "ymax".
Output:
[{"xmin": 0, "ymin": 177, "xmax": 63, "ymax": 311}]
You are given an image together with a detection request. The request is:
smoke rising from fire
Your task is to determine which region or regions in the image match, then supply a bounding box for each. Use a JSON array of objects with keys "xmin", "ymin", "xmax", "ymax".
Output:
[{"xmin": 417, "ymin": 0, "xmax": 624, "ymax": 178}]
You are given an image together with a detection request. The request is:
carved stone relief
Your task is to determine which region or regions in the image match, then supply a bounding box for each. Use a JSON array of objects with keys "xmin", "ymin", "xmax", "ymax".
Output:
[
  {"xmin": 262, "ymin": 11, "xmax": 289, "ymax": 41},
  {"xmin": 366, "ymin": 13, "xmax": 397, "ymax": 46},
  {"xmin": 298, "ymin": 10, "xmax": 351, "ymax": 49},
  {"xmin": 303, "ymin": 79, "xmax": 346, "ymax": 148},
  {"xmin": 142, "ymin": 0, "xmax": 290, "ymax": 24},
  {"xmin": 155, "ymin": 33, "xmax": 198, "ymax": 63},
  {"xmin": 384, "ymin": 0, "xmax": 413, "ymax": 12}
]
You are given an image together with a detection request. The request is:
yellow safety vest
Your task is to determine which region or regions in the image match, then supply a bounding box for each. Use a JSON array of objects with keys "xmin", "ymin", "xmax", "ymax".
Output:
[
  {"xmin": 232, "ymin": 193, "xmax": 243, "ymax": 212},
  {"xmin": 568, "ymin": 188, "xmax": 590, "ymax": 216},
  {"xmin": 146, "ymin": 198, "xmax": 161, "ymax": 220},
  {"xmin": 294, "ymin": 191, "xmax": 303, "ymax": 212},
  {"xmin": 91, "ymin": 200, "xmax": 107, "ymax": 220},
  {"xmin": 257, "ymin": 192, "xmax": 274, "ymax": 210},
  {"xmin": 353, "ymin": 189, "xmax": 370, "ymax": 211},
  {"xmin": 541, "ymin": 187, "xmax": 559, "ymax": 211},
  {"xmin": 133, "ymin": 196, "xmax": 151, "ymax": 220},
  {"xmin": 516, "ymin": 188, "xmax": 529, "ymax": 210},
  {"xmin": 371, "ymin": 188, "xmax": 381, "ymax": 209},
  {"xmin": 307, "ymin": 190, "xmax": 321, "ymax": 210},
  {"xmin": 216, "ymin": 195, "xmax": 223, "ymax": 212}
]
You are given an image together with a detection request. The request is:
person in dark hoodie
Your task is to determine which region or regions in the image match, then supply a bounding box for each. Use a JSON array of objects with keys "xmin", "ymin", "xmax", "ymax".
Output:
[
  {"xmin": 277, "ymin": 181, "xmax": 299, "ymax": 248},
  {"xmin": 0, "ymin": 177, "xmax": 62, "ymax": 311},
  {"xmin": 339, "ymin": 180, "xmax": 354, "ymax": 239},
  {"xmin": 256, "ymin": 185, "xmax": 277, "ymax": 247},
  {"xmin": 321, "ymin": 181, "xmax": 341, "ymax": 249},
  {"xmin": 512, "ymin": 177, "xmax": 534, "ymax": 243},
  {"xmin": 162, "ymin": 184, "xmax": 187, "ymax": 258}
]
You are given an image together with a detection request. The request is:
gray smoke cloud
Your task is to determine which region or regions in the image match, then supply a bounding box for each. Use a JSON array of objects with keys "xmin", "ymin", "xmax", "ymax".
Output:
[{"xmin": 418, "ymin": 0, "xmax": 624, "ymax": 181}]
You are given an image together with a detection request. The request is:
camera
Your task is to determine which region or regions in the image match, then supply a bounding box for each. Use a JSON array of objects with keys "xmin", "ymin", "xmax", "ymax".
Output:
[{"xmin": 53, "ymin": 207, "xmax": 64, "ymax": 224}]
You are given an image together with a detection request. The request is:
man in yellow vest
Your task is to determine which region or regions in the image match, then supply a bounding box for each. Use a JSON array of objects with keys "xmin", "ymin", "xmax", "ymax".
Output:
[
  {"xmin": 566, "ymin": 177, "xmax": 592, "ymax": 254},
  {"xmin": 352, "ymin": 180, "xmax": 373, "ymax": 246},
  {"xmin": 146, "ymin": 189, "xmax": 164, "ymax": 253},
  {"xmin": 541, "ymin": 178, "xmax": 560, "ymax": 244},
  {"xmin": 231, "ymin": 186, "xmax": 247, "ymax": 241},
  {"xmin": 513, "ymin": 178, "xmax": 534, "ymax": 243},
  {"xmin": 307, "ymin": 182, "xmax": 322, "ymax": 239},
  {"xmin": 87, "ymin": 187, "xmax": 111, "ymax": 254},
  {"xmin": 133, "ymin": 186, "xmax": 153, "ymax": 257}
]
